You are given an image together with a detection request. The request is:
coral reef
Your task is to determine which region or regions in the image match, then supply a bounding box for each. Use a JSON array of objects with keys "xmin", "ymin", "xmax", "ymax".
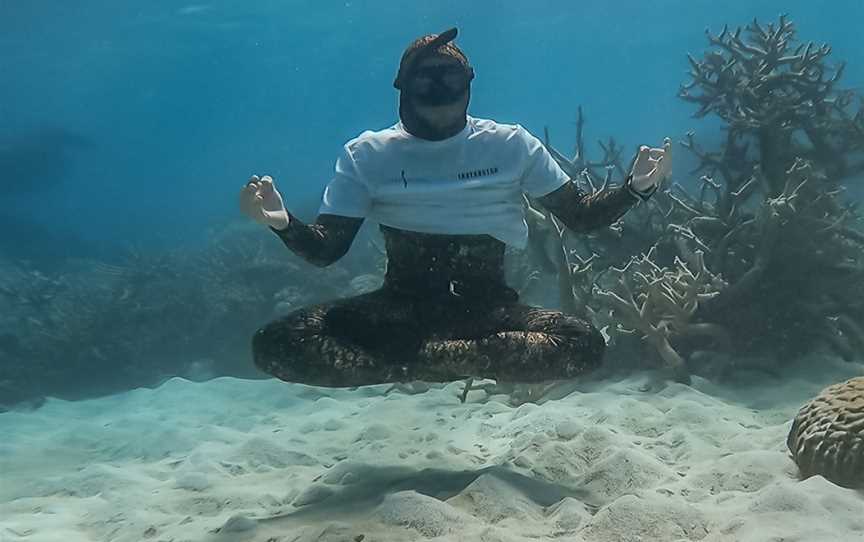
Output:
[
  {"xmin": 787, "ymin": 376, "xmax": 864, "ymax": 488},
  {"xmin": 593, "ymin": 247, "xmax": 728, "ymax": 381},
  {"xmin": 527, "ymin": 15, "xmax": 864, "ymax": 381},
  {"xmin": 0, "ymin": 223, "xmax": 379, "ymax": 409},
  {"xmin": 680, "ymin": 16, "xmax": 864, "ymax": 188},
  {"xmin": 677, "ymin": 16, "xmax": 864, "ymax": 360},
  {"xmin": 2, "ymin": 15, "xmax": 863, "ymax": 408}
]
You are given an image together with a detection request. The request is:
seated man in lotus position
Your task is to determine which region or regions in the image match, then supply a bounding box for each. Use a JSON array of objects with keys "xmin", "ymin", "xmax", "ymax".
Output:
[{"xmin": 239, "ymin": 28, "xmax": 671, "ymax": 387}]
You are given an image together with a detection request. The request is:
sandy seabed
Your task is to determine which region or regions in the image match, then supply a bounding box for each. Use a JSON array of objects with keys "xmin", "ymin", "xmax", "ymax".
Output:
[{"xmin": 2, "ymin": 354, "xmax": 864, "ymax": 542}]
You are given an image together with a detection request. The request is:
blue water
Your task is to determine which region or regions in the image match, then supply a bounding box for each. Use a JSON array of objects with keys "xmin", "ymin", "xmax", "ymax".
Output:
[
  {"xmin": 2, "ymin": 0, "xmax": 862, "ymax": 254},
  {"xmin": 4, "ymin": 4, "xmax": 864, "ymax": 539}
]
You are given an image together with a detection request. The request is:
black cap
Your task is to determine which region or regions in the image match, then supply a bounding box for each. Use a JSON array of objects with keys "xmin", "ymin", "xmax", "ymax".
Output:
[{"xmin": 393, "ymin": 28, "xmax": 469, "ymax": 90}]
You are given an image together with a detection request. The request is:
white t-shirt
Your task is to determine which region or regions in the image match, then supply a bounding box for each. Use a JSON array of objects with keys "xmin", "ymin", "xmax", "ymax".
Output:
[{"xmin": 318, "ymin": 116, "xmax": 569, "ymax": 248}]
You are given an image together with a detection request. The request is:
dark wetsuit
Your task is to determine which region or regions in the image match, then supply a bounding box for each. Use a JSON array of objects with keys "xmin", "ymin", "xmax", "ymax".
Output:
[{"xmin": 252, "ymin": 179, "xmax": 647, "ymax": 387}]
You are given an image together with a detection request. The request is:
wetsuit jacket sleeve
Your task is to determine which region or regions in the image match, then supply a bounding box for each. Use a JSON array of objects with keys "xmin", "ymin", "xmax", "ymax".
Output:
[
  {"xmin": 270, "ymin": 213, "xmax": 364, "ymax": 267},
  {"xmin": 536, "ymin": 175, "xmax": 655, "ymax": 233},
  {"xmin": 270, "ymin": 142, "xmax": 370, "ymax": 266},
  {"xmin": 516, "ymin": 124, "xmax": 655, "ymax": 232}
]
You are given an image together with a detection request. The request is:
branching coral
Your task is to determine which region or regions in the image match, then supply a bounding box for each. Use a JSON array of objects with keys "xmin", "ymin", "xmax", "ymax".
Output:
[
  {"xmin": 511, "ymin": 106, "xmax": 734, "ymax": 379},
  {"xmin": 680, "ymin": 15, "xmax": 864, "ymax": 187},
  {"xmin": 509, "ymin": 16, "xmax": 864, "ymax": 382},
  {"xmin": 674, "ymin": 15, "xmax": 864, "ymax": 361},
  {"xmin": 593, "ymin": 246, "xmax": 728, "ymax": 380},
  {"xmin": 522, "ymin": 193, "xmax": 601, "ymax": 318},
  {"xmin": 517, "ymin": 107, "xmax": 657, "ymax": 316}
]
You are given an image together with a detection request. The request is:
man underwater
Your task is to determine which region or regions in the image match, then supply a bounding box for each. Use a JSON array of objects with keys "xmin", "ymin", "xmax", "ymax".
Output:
[{"xmin": 240, "ymin": 28, "xmax": 671, "ymax": 387}]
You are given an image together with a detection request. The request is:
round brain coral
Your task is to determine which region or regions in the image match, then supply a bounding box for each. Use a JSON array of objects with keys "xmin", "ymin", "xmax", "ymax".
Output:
[{"xmin": 787, "ymin": 376, "xmax": 864, "ymax": 488}]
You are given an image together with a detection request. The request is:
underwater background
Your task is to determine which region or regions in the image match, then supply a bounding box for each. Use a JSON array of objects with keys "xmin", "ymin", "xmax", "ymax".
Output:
[
  {"xmin": 2, "ymin": 1, "xmax": 864, "ymax": 540},
  {"xmin": 3, "ymin": 1, "xmax": 862, "ymax": 254}
]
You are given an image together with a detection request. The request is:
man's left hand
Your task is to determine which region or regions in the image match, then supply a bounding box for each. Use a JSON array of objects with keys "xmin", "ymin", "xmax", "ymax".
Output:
[{"xmin": 630, "ymin": 137, "xmax": 672, "ymax": 193}]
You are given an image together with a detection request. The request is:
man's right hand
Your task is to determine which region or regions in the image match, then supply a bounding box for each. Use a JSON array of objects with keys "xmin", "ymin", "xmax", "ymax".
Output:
[{"xmin": 239, "ymin": 175, "xmax": 290, "ymax": 230}]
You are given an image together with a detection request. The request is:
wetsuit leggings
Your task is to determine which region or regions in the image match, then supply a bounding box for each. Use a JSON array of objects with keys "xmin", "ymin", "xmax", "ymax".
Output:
[{"xmin": 252, "ymin": 286, "xmax": 606, "ymax": 387}]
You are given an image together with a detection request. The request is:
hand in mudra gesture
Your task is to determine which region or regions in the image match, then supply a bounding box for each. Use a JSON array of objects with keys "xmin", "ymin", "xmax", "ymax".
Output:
[
  {"xmin": 239, "ymin": 175, "xmax": 290, "ymax": 230},
  {"xmin": 630, "ymin": 137, "xmax": 673, "ymax": 193}
]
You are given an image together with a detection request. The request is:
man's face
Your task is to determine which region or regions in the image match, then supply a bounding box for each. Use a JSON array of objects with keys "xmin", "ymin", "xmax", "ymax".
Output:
[{"xmin": 405, "ymin": 55, "xmax": 471, "ymax": 128}]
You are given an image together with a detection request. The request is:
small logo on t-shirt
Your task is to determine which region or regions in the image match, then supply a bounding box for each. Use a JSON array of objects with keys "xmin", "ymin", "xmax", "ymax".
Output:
[
  {"xmin": 395, "ymin": 166, "xmax": 500, "ymax": 187},
  {"xmin": 457, "ymin": 167, "xmax": 499, "ymax": 180}
]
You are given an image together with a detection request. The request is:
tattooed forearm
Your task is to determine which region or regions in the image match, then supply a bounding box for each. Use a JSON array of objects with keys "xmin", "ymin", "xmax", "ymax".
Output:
[
  {"xmin": 271, "ymin": 213, "xmax": 364, "ymax": 267},
  {"xmin": 536, "ymin": 178, "xmax": 644, "ymax": 233}
]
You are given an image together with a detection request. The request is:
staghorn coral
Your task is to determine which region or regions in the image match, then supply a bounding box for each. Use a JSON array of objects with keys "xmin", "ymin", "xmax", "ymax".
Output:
[
  {"xmin": 680, "ymin": 15, "xmax": 864, "ymax": 188},
  {"xmin": 787, "ymin": 376, "xmax": 864, "ymax": 488},
  {"xmin": 692, "ymin": 153, "xmax": 864, "ymax": 359},
  {"xmin": 516, "ymin": 107, "xmax": 661, "ymax": 317},
  {"xmin": 518, "ymin": 109, "xmax": 735, "ymax": 378},
  {"xmin": 522, "ymin": 192, "xmax": 604, "ymax": 319},
  {"xmin": 511, "ymin": 15, "xmax": 864, "ymax": 380},
  {"xmin": 592, "ymin": 246, "xmax": 728, "ymax": 381},
  {"xmin": 675, "ymin": 15, "xmax": 864, "ymax": 361}
]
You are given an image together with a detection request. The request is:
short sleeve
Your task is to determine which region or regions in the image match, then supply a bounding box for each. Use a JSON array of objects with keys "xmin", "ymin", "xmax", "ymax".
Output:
[
  {"xmin": 516, "ymin": 125, "xmax": 570, "ymax": 198},
  {"xmin": 318, "ymin": 144, "xmax": 372, "ymax": 217}
]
